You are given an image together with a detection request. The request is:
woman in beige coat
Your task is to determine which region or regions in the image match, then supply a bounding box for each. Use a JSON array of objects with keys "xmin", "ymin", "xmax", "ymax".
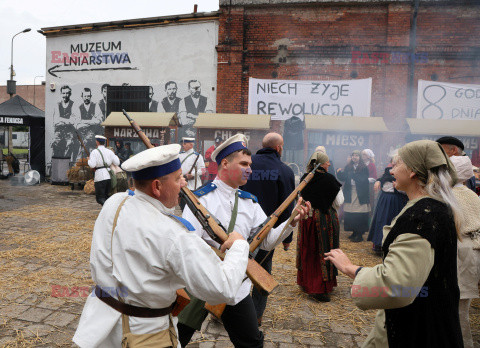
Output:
[
  {"xmin": 450, "ymin": 155, "xmax": 480, "ymax": 348},
  {"xmin": 325, "ymin": 140, "xmax": 464, "ymax": 348}
]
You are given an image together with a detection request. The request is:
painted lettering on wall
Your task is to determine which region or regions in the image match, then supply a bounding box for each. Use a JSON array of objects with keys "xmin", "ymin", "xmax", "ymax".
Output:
[
  {"xmin": 214, "ymin": 130, "xmax": 251, "ymax": 142},
  {"xmin": 113, "ymin": 127, "xmax": 160, "ymax": 139}
]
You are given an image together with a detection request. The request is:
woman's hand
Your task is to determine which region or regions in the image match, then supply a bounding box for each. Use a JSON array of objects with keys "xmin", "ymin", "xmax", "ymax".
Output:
[
  {"xmin": 290, "ymin": 198, "xmax": 311, "ymax": 227},
  {"xmin": 374, "ymin": 181, "xmax": 381, "ymax": 192},
  {"xmin": 324, "ymin": 249, "xmax": 360, "ymax": 279}
]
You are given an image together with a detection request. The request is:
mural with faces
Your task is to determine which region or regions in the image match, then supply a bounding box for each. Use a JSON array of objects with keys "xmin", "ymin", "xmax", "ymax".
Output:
[{"xmin": 45, "ymin": 21, "xmax": 218, "ymax": 164}]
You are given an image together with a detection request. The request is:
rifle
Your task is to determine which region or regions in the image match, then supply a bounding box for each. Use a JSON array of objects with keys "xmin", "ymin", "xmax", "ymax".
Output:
[
  {"xmin": 121, "ymin": 109, "xmax": 278, "ymax": 296},
  {"xmin": 247, "ymin": 161, "xmax": 322, "ymax": 254},
  {"xmin": 75, "ymin": 129, "xmax": 90, "ymax": 157},
  {"xmin": 186, "ymin": 153, "xmax": 201, "ymax": 189}
]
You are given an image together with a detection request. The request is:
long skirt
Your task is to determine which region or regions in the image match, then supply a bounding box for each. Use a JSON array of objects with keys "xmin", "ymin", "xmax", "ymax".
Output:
[
  {"xmin": 297, "ymin": 207, "xmax": 339, "ymax": 294},
  {"xmin": 367, "ymin": 191, "xmax": 408, "ymax": 248}
]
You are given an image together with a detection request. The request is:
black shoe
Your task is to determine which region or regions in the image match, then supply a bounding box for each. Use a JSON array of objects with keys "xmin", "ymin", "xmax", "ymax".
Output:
[
  {"xmin": 310, "ymin": 293, "xmax": 331, "ymax": 302},
  {"xmin": 351, "ymin": 235, "xmax": 363, "ymax": 243},
  {"xmin": 348, "ymin": 233, "xmax": 355, "ymax": 240}
]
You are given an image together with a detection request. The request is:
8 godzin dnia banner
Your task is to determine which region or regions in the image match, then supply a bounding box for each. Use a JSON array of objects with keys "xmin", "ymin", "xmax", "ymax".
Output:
[
  {"xmin": 417, "ymin": 80, "xmax": 480, "ymax": 120},
  {"xmin": 248, "ymin": 78, "xmax": 372, "ymax": 120}
]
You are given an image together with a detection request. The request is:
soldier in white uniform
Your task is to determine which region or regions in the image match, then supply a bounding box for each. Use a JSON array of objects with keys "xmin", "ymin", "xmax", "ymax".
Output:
[
  {"xmin": 178, "ymin": 137, "xmax": 205, "ymax": 191},
  {"xmin": 73, "ymin": 144, "xmax": 249, "ymax": 347},
  {"xmin": 87, "ymin": 135, "xmax": 120, "ymax": 205},
  {"xmin": 178, "ymin": 134, "xmax": 310, "ymax": 347}
]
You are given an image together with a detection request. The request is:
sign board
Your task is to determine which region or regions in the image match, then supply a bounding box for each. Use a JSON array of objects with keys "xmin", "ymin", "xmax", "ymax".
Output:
[
  {"xmin": 248, "ymin": 78, "xmax": 372, "ymax": 120},
  {"xmin": 417, "ymin": 80, "xmax": 480, "ymax": 120},
  {"xmin": 0, "ymin": 117, "xmax": 23, "ymax": 125}
]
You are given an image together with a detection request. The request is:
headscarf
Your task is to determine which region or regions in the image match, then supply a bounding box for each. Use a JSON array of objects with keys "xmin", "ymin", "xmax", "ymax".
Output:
[
  {"xmin": 362, "ymin": 148, "xmax": 375, "ymax": 159},
  {"xmin": 351, "ymin": 150, "xmax": 361, "ymax": 156},
  {"xmin": 306, "ymin": 151, "xmax": 329, "ymax": 172},
  {"xmin": 302, "ymin": 152, "xmax": 341, "ymax": 213},
  {"xmin": 315, "ymin": 145, "xmax": 326, "ymax": 154},
  {"xmin": 398, "ymin": 140, "xmax": 457, "ymax": 184},
  {"xmin": 450, "ymin": 156, "xmax": 474, "ymax": 183}
]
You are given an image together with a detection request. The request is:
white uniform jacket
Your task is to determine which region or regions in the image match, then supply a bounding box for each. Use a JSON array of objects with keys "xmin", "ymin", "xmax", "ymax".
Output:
[
  {"xmin": 179, "ymin": 148, "xmax": 205, "ymax": 190},
  {"xmin": 73, "ymin": 190, "xmax": 249, "ymax": 348},
  {"xmin": 87, "ymin": 145, "xmax": 120, "ymax": 182},
  {"xmin": 182, "ymin": 178, "xmax": 294, "ymax": 305}
]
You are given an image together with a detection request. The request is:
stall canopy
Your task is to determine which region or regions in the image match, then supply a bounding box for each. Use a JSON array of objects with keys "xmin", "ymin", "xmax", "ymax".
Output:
[
  {"xmin": 305, "ymin": 115, "xmax": 388, "ymax": 132},
  {"xmin": 0, "ymin": 96, "xmax": 45, "ymax": 177},
  {"xmin": 406, "ymin": 118, "xmax": 480, "ymax": 137},
  {"xmin": 101, "ymin": 112, "xmax": 180, "ymax": 127},
  {"xmin": 194, "ymin": 113, "xmax": 271, "ymax": 129}
]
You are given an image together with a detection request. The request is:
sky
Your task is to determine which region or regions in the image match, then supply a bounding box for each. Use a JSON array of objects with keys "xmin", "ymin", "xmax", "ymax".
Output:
[{"xmin": 0, "ymin": 0, "xmax": 220, "ymax": 86}]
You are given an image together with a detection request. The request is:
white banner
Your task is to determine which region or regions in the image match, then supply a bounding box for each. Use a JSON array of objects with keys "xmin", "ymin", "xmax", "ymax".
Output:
[
  {"xmin": 248, "ymin": 78, "xmax": 372, "ymax": 120},
  {"xmin": 417, "ymin": 80, "xmax": 480, "ymax": 120}
]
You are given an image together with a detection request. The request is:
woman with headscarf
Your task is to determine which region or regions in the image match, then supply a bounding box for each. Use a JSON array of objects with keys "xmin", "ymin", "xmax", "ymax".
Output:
[
  {"xmin": 367, "ymin": 151, "xmax": 408, "ymax": 254},
  {"xmin": 337, "ymin": 150, "xmax": 370, "ymax": 242},
  {"xmin": 450, "ymin": 155, "xmax": 480, "ymax": 348},
  {"xmin": 362, "ymin": 149, "xmax": 377, "ymax": 180},
  {"xmin": 325, "ymin": 140, "xmax": 463, "ymax": 348},
  {"xmin": 297, "ymin": 151, "xmax": 343, "ymax": 302}
]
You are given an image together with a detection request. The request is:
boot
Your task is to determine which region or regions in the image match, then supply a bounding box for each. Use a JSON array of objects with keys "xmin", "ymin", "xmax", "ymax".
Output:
[{"xmin": 351, "ymin": 231, "xmax": 363, "ymax": 243}]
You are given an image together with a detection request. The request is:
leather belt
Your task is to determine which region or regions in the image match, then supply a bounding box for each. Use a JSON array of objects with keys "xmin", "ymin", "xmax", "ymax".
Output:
[{"xmin": 94, "ymin": 285, "xmax": 175, "ymax": 318}]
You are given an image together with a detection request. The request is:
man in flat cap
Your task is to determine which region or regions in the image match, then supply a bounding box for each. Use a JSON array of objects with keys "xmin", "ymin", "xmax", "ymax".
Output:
[
  {"xmin": 437, "ymin": 136, "xmax": 476, "ymax": 191},
  {"xmin": 178, "ymin": 137, "xmax": 205, "ymax": 192},
  {"xmin": 88, "ymin": 135, "xmax": 120, "ymax": 205},
  {"xmin": 74, "ymin": 144, "xmax": 249, "ymax": 347},
  {"xmin": 177, "ymin": 134, "xmax": 310, "ymax": 348}
]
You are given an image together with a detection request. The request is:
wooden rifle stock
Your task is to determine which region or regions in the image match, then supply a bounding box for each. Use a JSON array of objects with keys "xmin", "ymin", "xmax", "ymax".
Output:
[
  {"xmin": 121, "ymin": 109, "xmax": 278, "ymax": 317},
  {"xmin": 75, "ymin": 129, "xmax": 90, "ymax": 157},
  {"xmin": 248, "ymin": 162, "xmax": 322, "ymax": 254}
]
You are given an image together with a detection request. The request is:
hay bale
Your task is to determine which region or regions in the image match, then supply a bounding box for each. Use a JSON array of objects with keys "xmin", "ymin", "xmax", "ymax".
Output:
[
  {"xmin": 84, "ymin": 179, "xmax": 95, "ymax": 195},
  {"xmin": 67, "ymin": 166, "xmax": 94, "ymax": 182}
]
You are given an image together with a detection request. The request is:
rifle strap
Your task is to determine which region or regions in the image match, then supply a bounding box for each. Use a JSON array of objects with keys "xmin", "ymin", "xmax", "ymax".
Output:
[
  {"xmin": 180, "ymin": 152, "xmax": 194, "ymax": 165},
  {"xmin": 227, "ymin": 190, "xmax": 239, "ymax": 234}
]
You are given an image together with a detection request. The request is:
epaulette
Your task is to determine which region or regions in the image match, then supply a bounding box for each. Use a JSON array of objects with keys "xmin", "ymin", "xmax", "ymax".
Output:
[
  {"xmin": 194, "ymin": 151, "xmax": 200, "ymax": 155},
  {"xmin": 238, "ymin": 189, "xmax": 258, "ymax": 203},
  {"xmin": 193, "ymin": 182, "xmax": 217, "ymax": 197}
]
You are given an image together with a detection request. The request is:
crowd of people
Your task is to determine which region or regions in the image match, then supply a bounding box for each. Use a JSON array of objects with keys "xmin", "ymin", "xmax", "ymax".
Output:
[{"xmin": 75, "ymin": 131, "xmax": 479, "ymax": 348}]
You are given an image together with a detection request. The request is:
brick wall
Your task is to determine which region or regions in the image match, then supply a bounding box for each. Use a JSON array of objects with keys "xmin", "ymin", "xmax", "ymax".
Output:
[
  {"xmin": 216, "ymin": 2, "xmax": 480, "ymax": 164},
  {"xmin": 0, "ymin": 85, "xmax": 46, "ymax": 111}
]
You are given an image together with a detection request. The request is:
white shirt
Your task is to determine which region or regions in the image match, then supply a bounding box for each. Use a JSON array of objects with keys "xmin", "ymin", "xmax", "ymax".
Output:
[
  {"xmin": 182, "ymin": 178, "xmax": 294, "ymax": 305},
  {"xmin": 73, "ymin": 190, "xmax": 249, "ymax": 348},
  {"xmin": 179, "ymin": 148, "xmax": 205, "ymax": 190},
  {"xmin": 88, "ymin": 145, "xmax": 120, "ymax": 182}
]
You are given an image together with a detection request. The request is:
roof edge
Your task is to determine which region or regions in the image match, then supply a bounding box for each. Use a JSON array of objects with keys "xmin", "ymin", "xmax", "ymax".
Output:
[{"xmin": 40, "ymin": 11, "xmax": 220, "ymax": 37}]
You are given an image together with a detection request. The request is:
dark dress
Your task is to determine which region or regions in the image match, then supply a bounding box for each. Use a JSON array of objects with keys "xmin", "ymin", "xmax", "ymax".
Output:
[
  {"xmin": 297, "ymin": 169, "xmax": 342, "ymax": 294},
  {"xmin": 337, "ymin": 163, "xmax": 370, "ymax": 237},
  {"xmin": 367, "ymin": 166, "xmax": 408, "ymax": 250},
  {"xmin": 382, "ymin": 198, "xmax": 463, "ymax": 347}
]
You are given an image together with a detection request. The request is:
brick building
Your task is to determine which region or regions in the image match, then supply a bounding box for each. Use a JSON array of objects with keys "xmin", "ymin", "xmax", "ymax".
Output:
[
  {"xmin": 215, "ymin": 0, "xmax": 480, "ymax": 168},
  {"xmin": 0, "ymin": 85, "xmax": 46, "ymax": 111}
]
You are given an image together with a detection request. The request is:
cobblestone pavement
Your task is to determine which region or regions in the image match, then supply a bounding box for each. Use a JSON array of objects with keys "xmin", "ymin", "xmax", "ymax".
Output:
[{"xmin": 0, "ymin": 180, "xmax": 479, "ymax": 347}]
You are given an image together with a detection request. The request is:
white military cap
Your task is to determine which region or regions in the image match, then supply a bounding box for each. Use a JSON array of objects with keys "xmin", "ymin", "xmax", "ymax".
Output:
[
  {"xmin": 121, "ymin": 144, "xmax": 181, "ymax": 180},
  {"xmin": 211, "ymin": 133, "xmax": 248, "ymax": 164},
  {"xmin": 95, "ymin": 135, "xmax": 107, "ymax": 141},
  {"xmin": 182, "ymin": 137, "xmax": 195, "ymax": 143}
]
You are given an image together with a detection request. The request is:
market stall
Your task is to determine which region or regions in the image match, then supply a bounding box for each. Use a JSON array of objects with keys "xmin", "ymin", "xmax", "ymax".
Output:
[
  {"xmin": 194, "ymin": 113, "xmax": 272, "ymax": 154},
  {"xmin": 102, "ymin": 112, "xmax": 180, "ymax": 154},
  {"xmin": 304, "ymin": 115, "xmax": 389, "ymax": 171},
  {"xmin": 406, "ymin": 118, "xmax": 480, "ymax": 165},
  {"xmin": 0, "ymin": 96, "xmax": 45, "ymax": 178}
]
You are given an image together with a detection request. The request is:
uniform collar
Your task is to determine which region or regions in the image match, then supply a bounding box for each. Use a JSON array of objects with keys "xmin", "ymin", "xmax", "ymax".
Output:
[
  {"xmin": 134, "ymin": 189, "xmax": 175, "ymax": 214},
  {"xmin": 213, "ymin": 177, "xmax": 237, "ymax": 195}
]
